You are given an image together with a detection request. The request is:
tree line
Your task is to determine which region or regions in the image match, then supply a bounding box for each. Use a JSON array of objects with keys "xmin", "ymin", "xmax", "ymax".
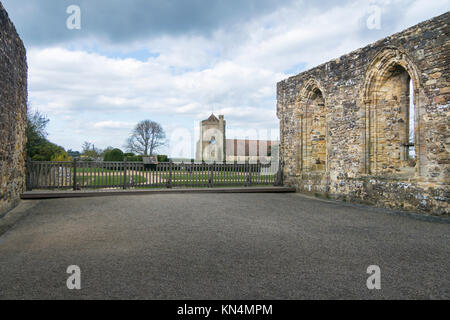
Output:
[{"xmin": 27, "ymin": 110, "xmax": 167, "ymax": 162}]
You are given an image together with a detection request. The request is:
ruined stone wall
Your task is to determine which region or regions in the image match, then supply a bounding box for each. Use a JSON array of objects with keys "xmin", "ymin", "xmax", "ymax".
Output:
[
  {"xmin": 0, "ymin": 2, "xmax": 27, "ymax": 215},
  {"xmin": 277, "ymin": 12, "xmax": 449, "ymax": 215}
]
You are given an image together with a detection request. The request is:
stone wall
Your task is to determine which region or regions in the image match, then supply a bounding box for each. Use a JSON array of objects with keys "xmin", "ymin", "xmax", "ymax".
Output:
[
  {"xmin": 0, "ymin": 2, "xmax": 27, "ymax": 215},
  {"xmin": 196, "ymin": 114, "xmax": 226, "ymax": 162},
  {"xmin": 277, "ymin": 12, "xmax": 449, "ymax": 215}
]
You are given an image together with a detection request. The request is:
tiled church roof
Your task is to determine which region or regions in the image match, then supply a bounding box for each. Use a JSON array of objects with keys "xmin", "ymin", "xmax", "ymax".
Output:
[{"xmin": 226, "ymin": 139, "xmax": 278, "ymax": 157}]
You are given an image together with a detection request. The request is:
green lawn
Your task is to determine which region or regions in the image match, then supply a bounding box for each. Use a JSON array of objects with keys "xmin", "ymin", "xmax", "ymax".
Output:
[
  {"xmin": 74, "ymin": 167, "xmax": 120, "ymax": 174},
  {"xmin": 89, "ymin": 174, "xmax": 146, "ymax": 186},
  {"xmin": 72, "ymin": 168, "xmax": 275, "ymax": 188},
  {"xmin": 164, "ymin": 172, "xmax": 276, "ymax": 181}
]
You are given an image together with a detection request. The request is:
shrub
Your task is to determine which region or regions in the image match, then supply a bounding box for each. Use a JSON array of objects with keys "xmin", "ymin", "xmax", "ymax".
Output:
[
  {"xmin": 51, "ymin": 152, "xmax": 72, "ymax": 161},
  {"xmin": 157, "ymin": 155, "xmax": 169, "ymax": 162},
  {"xmin": 30, "ymin": 141, "xmax": 69, "ymax": 161},
  {"xmin": 104, "ymin": 148, "xmax": 124, "ymax": 161},
  {"xmin": 126, "ymin": 155, "xmax": 143, "ymax": 162}
]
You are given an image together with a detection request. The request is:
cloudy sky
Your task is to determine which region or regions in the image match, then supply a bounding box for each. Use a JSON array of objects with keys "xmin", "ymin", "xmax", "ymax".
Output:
[{"xmin": 2, "ymin": 0, "xmax": 449, "ymax": 157}]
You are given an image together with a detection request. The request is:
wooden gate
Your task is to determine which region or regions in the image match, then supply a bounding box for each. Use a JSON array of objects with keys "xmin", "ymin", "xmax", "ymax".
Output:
[{"xmin": 26, "ymin": 160, "xmax": 282, "ymax": 191}]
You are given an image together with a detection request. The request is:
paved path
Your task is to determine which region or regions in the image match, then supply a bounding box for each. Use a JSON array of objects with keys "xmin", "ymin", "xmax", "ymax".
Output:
[{"xmin": 0, "ymin": 194, "xmax": 448, "ymax": 299}]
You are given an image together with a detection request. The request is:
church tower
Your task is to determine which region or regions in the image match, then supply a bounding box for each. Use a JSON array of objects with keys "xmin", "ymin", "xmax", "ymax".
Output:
[{"xmin": 196, "ymin": 114, "xmax": 226, "ymax": 162}]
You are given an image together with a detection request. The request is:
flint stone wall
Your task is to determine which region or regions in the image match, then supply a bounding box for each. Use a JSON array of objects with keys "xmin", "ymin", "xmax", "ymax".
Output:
[
  {"xmin": 277, "ymin": 12, "xmax": 449, "ymax": 215},
  {"xmin": 0, "ymin": 2, "xmax": 27, "ymax": 215}
]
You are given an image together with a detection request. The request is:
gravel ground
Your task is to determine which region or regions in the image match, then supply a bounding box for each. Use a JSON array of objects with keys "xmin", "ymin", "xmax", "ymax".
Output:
[{"xmin": 0, "ymin": 193, "xmax": 448, "ymax": 299}]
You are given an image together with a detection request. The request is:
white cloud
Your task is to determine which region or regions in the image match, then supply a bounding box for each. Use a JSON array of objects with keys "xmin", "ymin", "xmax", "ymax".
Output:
[
  {"xmin": 25, "ymin": 0, "xmax": 450, "ymax": 156},
  {"xmin": 93, "ymin": 121, "xmax": 135, "ymax": 129}
]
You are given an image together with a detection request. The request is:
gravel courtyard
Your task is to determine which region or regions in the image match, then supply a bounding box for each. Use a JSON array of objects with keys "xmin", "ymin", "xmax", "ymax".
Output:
[{"xmin": 0, "ymin": 193, "xmax": 448, "ymax": 299}]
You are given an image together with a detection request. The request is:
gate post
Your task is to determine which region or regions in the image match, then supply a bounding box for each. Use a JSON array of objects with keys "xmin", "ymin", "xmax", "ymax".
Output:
[
  {"xmin": 26, "ymin": 157, "xmax": 32, "ymax": 191},
  {"xmin": 245, "ymin": 161, "xmax": 250, "ymax": 187},
  {"xmin": 72, "ymin": 158, "xmax": 77, "ymax": 191},
  {"xmin": 167, "ymin": 160, "xmax": 173, "ymax": 188},
  {"xmin": 209, "ymin": 162, "xmax": 214, "ymax": 187},
  {"xmin": 275, "ymin": 159, "xmax": 284, "ymax": 186},
  {"xmin": 248, "ymin": 161, "xmax": 253, "ymax": 186},
  {"xmin": 123, "ymin": 158, "xmax": 128, "ymax": 190}
]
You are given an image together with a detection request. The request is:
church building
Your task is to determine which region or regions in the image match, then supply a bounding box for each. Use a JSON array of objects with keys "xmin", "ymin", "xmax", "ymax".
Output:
[{"xmin": 195, "ymin": 114, "xmax": 278, "ymax": 163}]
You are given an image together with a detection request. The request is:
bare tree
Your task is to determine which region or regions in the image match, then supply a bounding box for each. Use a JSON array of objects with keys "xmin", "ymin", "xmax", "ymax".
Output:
[
  {"xmin": 125, "ymin": 120, "xmax": 166, "ymax": 156},
  {"xmin": 82, "ymin": 141, "xmax": 92, "ymax": 154},
  {"xmin": 81, "ymin": 141, "xmax": 102, "ymax": 158}
]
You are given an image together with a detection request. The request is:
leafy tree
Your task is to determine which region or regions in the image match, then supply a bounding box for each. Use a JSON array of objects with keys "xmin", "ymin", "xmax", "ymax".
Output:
[
  {"xmin": 26, "ymin": 109, "xmax": 71, "ymax": 161},
  {"xmin": 27, "ymin": 109, "xmax": 49, "ymax": 137},
  {"xmin": 26, "ymin": 109, "xmax": 49, "ymax": 158},
  {"xmin": 31, "ymin": 141, "xmax": 70, "ymax": 161},
  {"xmin": 157, "ymin": 155, "xmax": 169, "ymax": 162},
  {"xmin": 101, "ymin": 146, "xmax": 114, "ymax": 158},
  {"xmin": 125, "ymin": 120, "xmax": 166, "ymax": 156},
  {"xmin": 67, "ymin": 149, "xmax": 81, "ymax": 158},
  {"xmin": 104, "ymin": 148, "xmax": 124, "ymax": 161},
  {"xmin": 51, "ymin": 151, "xmax": 72, "ymax": 161}
]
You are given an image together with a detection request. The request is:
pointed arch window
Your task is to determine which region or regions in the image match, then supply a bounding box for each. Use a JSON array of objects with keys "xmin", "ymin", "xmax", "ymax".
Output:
[
  {"xmin": 296, "ymin": 80, "xmax": 328, "ymax": 173},
  {"xmin": 363, "ymin": 48, "xmax": 421, "ymax": 177}
]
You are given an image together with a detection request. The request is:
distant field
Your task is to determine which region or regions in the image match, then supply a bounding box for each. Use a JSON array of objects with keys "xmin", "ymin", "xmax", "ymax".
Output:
[
  {"xmin": 74, "ymin": 167, "xmax": 119, "ymax": 174},
  {"xmin": 89, "ymin": 175, "xmax": 146, "ymax": 186},
  {"xmin": 163, "ymin": 172, "xmax": 275, "ymax": 181},
  {"xmin": 31, "ymin": 163, "xmax": 277, "ymax": 189}
]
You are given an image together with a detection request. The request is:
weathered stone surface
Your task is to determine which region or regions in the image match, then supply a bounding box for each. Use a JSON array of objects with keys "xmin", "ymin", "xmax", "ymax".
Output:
[
  {"xmin": 0, "ymin": 1, "xmax": 27, "ymax": 215},
  {"xmin": 277, "ymin": 12, "xmax": 449, "ymax": 215},
  {"xmin": 196, "ymin": 114, "xmax": 227, "ymax": 162}
]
